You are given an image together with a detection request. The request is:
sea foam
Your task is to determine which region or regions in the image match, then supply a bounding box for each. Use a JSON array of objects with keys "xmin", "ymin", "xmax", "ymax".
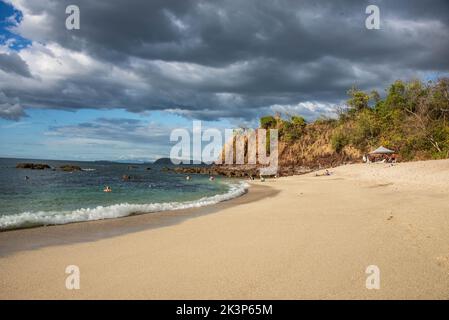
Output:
[{"xmin": 0, "ymin": 182, "xmax": 249, "ymax": 231}]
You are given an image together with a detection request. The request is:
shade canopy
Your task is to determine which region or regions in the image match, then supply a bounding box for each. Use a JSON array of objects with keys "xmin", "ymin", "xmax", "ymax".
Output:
[{"xmin": 370, "ymin": 146, "xmax": 395, "ymax": 154}]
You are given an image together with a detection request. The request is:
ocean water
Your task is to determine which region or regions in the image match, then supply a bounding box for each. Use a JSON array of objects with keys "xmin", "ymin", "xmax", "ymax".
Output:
[{"xmin": 0, "ymin": 158, "xmax": 247, "ymax": 230}]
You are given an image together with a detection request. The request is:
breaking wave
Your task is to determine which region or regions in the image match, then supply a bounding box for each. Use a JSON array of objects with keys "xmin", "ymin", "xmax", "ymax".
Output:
[{"xmin": 0, "ymin": 182, "xmax": 249, "ymax": 231}]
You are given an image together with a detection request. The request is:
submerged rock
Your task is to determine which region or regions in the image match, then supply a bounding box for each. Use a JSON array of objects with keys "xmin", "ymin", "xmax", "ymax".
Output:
[{"xmin": 16, "ymin": 163, "xmax": 51, "ymax": 170}]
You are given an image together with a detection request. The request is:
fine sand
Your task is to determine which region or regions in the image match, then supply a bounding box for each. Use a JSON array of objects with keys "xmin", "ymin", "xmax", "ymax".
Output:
[{"xmin": 1, "ymin": 159, "xmax": 449, "ymax": 299}]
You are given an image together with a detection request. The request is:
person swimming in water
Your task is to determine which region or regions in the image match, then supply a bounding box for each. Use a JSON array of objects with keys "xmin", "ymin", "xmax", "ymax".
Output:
[
  {"xmin": 103, "ymin": 185, "xmax": 112, "ymax": 192},
  {"xmin": 209, "ymin": 176, "xmax": 215, "ymax": 181}
]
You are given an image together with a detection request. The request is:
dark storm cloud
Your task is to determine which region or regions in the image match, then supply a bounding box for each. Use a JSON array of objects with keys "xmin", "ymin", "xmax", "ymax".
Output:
[
  {"xmin": 0, "ymin": 102, "xmax": 26, "ymax": 120},
  {"xmin": 0, "ymin": 91, "xmax": 27, "ymax": 120},
  {"xmin": 2, "ymin": 0, "xmax": 449, "ymax": 120},
  {"xmin": 22, "ymin": 0, "xmax": 449, "ymax": 67},
  {"xmin": 0, "ymin": 52, "xmax": 32, "ymax": 77}
]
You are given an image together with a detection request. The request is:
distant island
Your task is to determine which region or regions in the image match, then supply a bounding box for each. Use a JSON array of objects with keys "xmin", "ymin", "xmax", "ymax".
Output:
[{"xmin": 152, "ymin": 158, "xmax": 174, "ymax": 165}]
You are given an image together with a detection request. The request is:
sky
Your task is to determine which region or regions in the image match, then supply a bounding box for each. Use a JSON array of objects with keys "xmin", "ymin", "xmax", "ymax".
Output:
[{"xmin": 0, "ymin": 0, "xmax": 448, "ymax": 161}]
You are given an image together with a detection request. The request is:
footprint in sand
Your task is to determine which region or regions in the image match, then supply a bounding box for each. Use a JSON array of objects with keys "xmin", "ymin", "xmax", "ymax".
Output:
[
  {"xmin": 436, "ymin": 254, "xmax": 449, "ymax": 274},
  {"xmin": 368, "ymin": 182, "xmax": 394, "ymax": 188}
]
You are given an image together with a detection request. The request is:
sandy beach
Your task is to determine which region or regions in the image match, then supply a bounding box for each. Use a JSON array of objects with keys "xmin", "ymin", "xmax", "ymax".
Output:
[{"xmin": 1, "ymin": 159, "xmax": 449, "ymax": 299}]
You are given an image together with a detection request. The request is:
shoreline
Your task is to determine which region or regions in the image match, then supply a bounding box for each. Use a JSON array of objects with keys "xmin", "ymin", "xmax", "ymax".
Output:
[
  {"xmin": 1, "ymin": 159, "xmax": 448, "ymax": 299},
  {"xmin": 0, "ymin": 178, "xmax": 249, "ymax": 232},
  {"xmin": 0, "ymin": 183, "xmax": 277, "ymax": 257}
]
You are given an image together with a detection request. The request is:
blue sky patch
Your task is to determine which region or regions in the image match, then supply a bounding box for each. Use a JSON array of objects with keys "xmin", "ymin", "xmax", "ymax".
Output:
[{"xmin": 0, "ymin": 0, "xmax": 31, "ymax": 50}]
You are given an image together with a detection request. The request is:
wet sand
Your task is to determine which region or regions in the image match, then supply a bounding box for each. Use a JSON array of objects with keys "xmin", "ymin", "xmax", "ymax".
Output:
[{"xmin": 0, "ymin": 184, "xmax": 275, "ymax": 257}]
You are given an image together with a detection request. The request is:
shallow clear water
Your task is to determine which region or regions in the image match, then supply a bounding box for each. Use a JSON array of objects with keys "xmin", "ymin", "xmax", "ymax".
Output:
[{"xmin": 0, "ymin": 158, "xmax": 247, "ymax": 230}]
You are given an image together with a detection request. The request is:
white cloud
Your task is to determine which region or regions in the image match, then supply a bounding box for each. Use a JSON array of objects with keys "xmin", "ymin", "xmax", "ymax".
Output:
[{"xmin": 270, "ymin": 101, "xmax": 338, "ymax": 120}]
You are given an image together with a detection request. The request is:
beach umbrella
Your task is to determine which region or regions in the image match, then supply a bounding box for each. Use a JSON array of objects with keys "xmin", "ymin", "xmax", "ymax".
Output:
[{"xmin": 370, "ymin": 146, "xmax": 395, "ymax": 154}]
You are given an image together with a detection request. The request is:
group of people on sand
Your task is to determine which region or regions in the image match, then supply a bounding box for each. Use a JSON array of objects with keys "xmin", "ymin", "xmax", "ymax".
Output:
[
  {"xmin": 191, "ymin": 170, "xmax": 333, "ymax": 182},
  {"xmin": 315, "ymin": 169, "xmax": 332, "ymax": 177},
  {"xmin": 247, "ymin": 175, "xmax": 268, "ymax": 181}
]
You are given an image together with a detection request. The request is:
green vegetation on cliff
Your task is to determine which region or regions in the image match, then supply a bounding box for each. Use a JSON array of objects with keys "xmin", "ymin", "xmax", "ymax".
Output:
[{"xmin": 260, "ymin": 78, "xmax": 449, "ymax": 167}]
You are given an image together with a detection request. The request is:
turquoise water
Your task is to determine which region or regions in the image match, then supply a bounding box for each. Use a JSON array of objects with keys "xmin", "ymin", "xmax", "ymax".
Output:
[{"xmin": 0, "ymin": 158, "xmax": 247, "ymax": 230}]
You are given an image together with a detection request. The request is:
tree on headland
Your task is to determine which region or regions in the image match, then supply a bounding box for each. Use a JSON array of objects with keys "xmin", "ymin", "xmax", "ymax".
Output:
[
  {"xmin": 347, "ymin": 86, "xmax": 370, "ymax": 113},
  {"xmin": 260, "ymin": 116, "xmax": 277, "ymax": 129}
]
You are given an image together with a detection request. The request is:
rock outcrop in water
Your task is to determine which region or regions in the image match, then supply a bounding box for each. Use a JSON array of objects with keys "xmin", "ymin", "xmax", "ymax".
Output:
[
  {"xmin": 59, "ymin": 165, "xmax": 82, "ymax": 172},
  {"xmin": 171, "ymin": 164, "xmax": 312, "ymax": 178},
  {"xmin": 16, "ymin": 163, "xmax": 51, "ymax": 170}
]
